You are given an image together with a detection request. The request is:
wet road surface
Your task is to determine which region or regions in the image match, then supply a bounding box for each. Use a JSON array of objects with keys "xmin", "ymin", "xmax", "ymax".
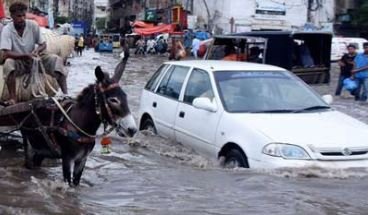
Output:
[{"xmin": 0, "ymin": 49, "xmax": 367, "ymax": 214}]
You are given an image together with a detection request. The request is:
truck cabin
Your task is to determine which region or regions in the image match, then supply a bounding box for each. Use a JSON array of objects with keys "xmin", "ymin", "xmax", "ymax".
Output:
[{"xmin": 232, "ymin": 31, "xmax": 332, "ymax": 84}]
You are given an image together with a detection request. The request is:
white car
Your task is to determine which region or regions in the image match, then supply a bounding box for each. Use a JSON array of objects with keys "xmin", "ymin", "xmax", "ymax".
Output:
[{"xmin": 138, "ymin": 60, "xmax": 368, "ymax": 169}]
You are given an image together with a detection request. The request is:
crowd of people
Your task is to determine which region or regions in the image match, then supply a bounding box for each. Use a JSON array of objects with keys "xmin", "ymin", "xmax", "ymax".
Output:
[
  {"xmin": 336, "ymin": 42, "xmax": 368, "ymax": 102},
  {"xmin": 134, "ymin": 36, "xmax": 168, "ymax": 56},
  {"xmin": 73, "ymin": 33, "xmax": 95, "ymax": 57},
  {"xmin": 131, "ymin": 29, "xmax": 211, "ymax": 60}
]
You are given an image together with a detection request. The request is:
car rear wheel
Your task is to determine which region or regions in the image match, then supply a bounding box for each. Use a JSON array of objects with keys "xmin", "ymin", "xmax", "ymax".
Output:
[
  {"xmin": 224, "ymin": 149, "xmax": 248, "ymax": 168},
  {"xmin": 140, "ymin": 118, "xmax": 157, "ymax": 134}
]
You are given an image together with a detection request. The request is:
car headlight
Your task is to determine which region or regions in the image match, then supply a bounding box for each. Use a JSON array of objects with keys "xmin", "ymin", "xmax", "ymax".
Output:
[{"xmin": 262, "ymin": 143, "xmax": 311, "ymax": 160}]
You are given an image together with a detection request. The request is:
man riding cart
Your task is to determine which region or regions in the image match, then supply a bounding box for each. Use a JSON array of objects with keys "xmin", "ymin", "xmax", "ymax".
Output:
[{"xmin": 0, "ymin": 2, "xmax": 67, "ymax": 106}]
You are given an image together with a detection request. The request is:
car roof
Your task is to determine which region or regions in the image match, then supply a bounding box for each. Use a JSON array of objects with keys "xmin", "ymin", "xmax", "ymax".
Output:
[
  {"xmin": 163, "ymin": 60, "xmax": 287, "ymax": 72},
  {"xmin": 333, "ymin": 37, "xmax": 368, "ymax": 42}
]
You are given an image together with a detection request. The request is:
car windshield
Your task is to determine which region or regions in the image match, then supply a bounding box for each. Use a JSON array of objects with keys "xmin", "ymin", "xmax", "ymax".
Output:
[{"xmin": 214, "ymin": 71, "xmax": 329, "ymax": 113}]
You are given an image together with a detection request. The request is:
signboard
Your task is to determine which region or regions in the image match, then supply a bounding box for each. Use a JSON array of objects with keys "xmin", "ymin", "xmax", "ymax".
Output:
[
  {"xmin": 255, "ymin": 0, "xmax": 286, "ymax": 16},
  {"xmin": 71, "ymin": 21, "xmax": 86, "ymax": 36},
  {"xmin": 187, "ymin": 15, "xmax": 196, "ymax": 29},
  {"xmin": 145, "ymin": 9, "xmax": 157, "ymax": 22},
  {"xmin": 0, "ymin": 0, "xmax": 5, "ymax": 18}
]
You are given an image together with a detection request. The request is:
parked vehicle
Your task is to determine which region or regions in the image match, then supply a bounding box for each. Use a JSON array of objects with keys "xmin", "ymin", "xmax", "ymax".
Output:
[
  {"xmin": 96, "ymin": 34, "xmax": 113, "ymax": 52},
  {"xmin": 138, "ymin": 60, "xmax": 368, "ymax": 169},
  {"xmin": 209, "ymin": 31, "xmax": 333, "ymax": 84},
  {"xmin": 111, "ymin": 34, "xmax": 121, "ymax": 48},
  {"xmin": 204, "ymin": 35, "xmax": 267, "ymax": 63},
  {"xmin": 331, "ymin": 38, "xmax": 347, "ymax": 61}
]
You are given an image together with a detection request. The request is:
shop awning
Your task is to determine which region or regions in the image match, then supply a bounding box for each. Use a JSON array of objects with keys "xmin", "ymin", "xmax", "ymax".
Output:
[
  {"xmin": 0, "ymin": 0, "xmax": 5, "ymax": 18},
  {"xmin": 133, "ymin": 24, "xmax": 175, "ymax": 36},
  {"xmin": 26, "ymin": 13, "xmax": 48, "ymax": 27},
  {"xmin": 131, "ymin": 21, "xmax": 154, "ymax": 28}
]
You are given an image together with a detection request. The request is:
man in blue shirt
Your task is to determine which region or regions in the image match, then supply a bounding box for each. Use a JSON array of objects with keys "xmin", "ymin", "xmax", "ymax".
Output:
[{"xmin": 352, "ymin": 43, "xmax": 368, "ymax": 101}]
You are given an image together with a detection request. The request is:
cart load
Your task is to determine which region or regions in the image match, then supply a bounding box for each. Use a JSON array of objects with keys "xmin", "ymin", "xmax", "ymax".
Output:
[
  {"xmin": 41, "ymin": 28, "xmax": 75, "ymax": 64},
  {"xmin": 0, "ymin": 64, "xmax": 59, "ymax": 103}
]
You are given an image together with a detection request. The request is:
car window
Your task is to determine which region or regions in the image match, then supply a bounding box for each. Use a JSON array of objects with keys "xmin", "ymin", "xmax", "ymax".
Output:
[
  {"xmin": 157, "ymin": 65, "xmax": 189, "ymax": 100},
  {"xmin": 145, "ymin": 64, "xmax": 169, "ymax": 92},
  {"xmin": 184, "ymin": 69, "xmax": 214, "ymax": 104},
  {"xmin": 214, "ymin": 71, "xmax": 327, "ymax": 112}
]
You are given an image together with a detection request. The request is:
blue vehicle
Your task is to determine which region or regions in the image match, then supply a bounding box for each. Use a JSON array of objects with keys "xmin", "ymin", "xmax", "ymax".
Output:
[{"xmin": 96, "ymin": 34, "xmax": 113, "ymax": 52}]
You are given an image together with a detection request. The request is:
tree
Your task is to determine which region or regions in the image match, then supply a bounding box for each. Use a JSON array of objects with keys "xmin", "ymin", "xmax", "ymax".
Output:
[
  {"xmin": 351, "ymin": 0, "xmax": 368, "ymax": 27},
  {"xmin": 55, "ymin": 16, "xmax": 71, "ymax": 24},
  {"xmin": 95, "ymin": 17, "xmax": 106, "ymax": 30}
]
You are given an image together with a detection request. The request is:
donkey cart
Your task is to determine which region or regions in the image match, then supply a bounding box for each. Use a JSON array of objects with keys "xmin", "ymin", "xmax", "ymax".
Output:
[
  {"xmin": 0, "ymin": 51, "xmax": 137, "ymax": 186},
  {"xmin": 0, "ymin": 97, "xmax": 71, "ymax": 157}
]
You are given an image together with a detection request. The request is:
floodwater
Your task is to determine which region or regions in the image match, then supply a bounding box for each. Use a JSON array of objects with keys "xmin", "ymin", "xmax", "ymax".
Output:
[{"xmin": 0, "ymin": 49, "xmax": 367, "ymax": 214}]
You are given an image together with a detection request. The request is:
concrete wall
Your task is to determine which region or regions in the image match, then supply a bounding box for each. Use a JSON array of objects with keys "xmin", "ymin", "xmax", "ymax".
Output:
[
  {"xmin": 190, "ymin": 0, "xmax": 335, "ymax": 34},
  {"xmin": 57, "ymin": 0, "xmax": 71, "ymax": 17},
  {"xmin": 309, "ymin": 0, "xmax": 335, "ymax": 31},
  {"xmin": 95, "ymin": 0, "xmax": 108, "ymax": 18}
]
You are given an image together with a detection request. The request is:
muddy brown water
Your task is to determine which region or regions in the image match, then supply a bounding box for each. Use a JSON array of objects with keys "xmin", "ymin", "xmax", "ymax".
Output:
[{"xmin": 0, "ymin": 50, "xmax": 367, "ymax": 214}]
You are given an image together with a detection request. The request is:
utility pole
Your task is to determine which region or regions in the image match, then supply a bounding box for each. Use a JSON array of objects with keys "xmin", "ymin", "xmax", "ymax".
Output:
[
  {"xmin": 202, "ymin": 0, "xmax": 211, "ymax": 32},
  {"xmin": 54, "ymin": 0, "xmax": 59, "ymax": 17},
  {"xmin": 307, "ymin": 0, "xmax": 312, "ymax": 23},
  {"xmin": 48, "ymin": 0, "xmax": 54, "ymax": 28}
]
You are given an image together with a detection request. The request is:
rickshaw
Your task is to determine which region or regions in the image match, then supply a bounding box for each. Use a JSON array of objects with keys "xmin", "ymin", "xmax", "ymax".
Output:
[
  {"xmin": 111, "ymin": 34, "xmax": 121, "ymax": 48},
  {"xmin": 231, "ymin": 31, "xmax": 333, "ymax": 84}
]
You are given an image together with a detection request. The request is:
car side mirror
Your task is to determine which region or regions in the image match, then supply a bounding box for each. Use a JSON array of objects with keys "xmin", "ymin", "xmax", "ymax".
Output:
[
  {"xmin": 193, "ymin": 97, "xmax": 217, "ymax": 112},
  {"xmin": 322, "ymin": 94, "xmax": 333, "ymax": 105}
]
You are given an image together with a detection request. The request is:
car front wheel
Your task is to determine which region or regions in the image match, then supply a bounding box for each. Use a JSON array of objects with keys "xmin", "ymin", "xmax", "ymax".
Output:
[
  {"xmin": 224, "ymin": 149, "xmax": 248, "ymax": 168},
  {"xmin": 140, "ymin": 118, "xmax": 157, "ymax": 134}
]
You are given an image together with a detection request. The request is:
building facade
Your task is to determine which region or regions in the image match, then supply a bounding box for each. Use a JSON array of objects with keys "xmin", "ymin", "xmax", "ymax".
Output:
[
  {"xmin": 334, "ymin": 0, "xmax": 367, "ymax": 37},
  {"xmin": 70, "ymin": 0, "xmax": 94, "ymax": 32},
  {"xmin": 56, "ymin": 0, "xmax": 70, "ymax": 17},
  {"xmin": 94, "ymin": 0, "xmax": 108, "ymax": 32},
  {"xmin": 92, "ymin": 0, "xmax": 368, "ymax": 37},
  {"xmin": 187, "ymin": 0, "xmax": 335, "ymax": 34},
  {"xmin": 108, "ymin": 0, "xmax": 144, "ymax": 32}
]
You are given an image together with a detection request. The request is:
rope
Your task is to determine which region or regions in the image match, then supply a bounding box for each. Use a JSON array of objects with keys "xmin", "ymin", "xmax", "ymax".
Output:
[
  {"xmin": 39, "ymin": 58, "xmax": 59, "ymax": 95},
  {"xmin": 21, "ymin": 56, "xmax": 58, "ymax": 99},
  {"xmin": 51, "ymin": 97, "xmax": 96, "ymax": 138},
  {"xmin": 30, "ymin": 57, "xmax": 48, "ymax": 98},
  {"xmin": 51, "ymin": 97, "xmax": 115, "ymax": 139}
]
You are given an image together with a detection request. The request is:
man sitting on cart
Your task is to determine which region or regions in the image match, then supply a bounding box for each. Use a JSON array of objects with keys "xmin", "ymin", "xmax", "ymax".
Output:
[{"xmin": 0, "ymin": 2, "xmax": 68, "ymax": 105}]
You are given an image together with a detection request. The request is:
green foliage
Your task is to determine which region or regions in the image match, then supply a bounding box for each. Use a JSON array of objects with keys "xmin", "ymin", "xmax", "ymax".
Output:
[
  {"xmin": 55, "ymin": 16, "xmax": 71, "ymax": 24},
  {"xmin": 95, "ymin": 18, "xmax": 106, "ymax": 30},
  {"xmin": 351, "ymin": 0, "xmax": 368, "ymax": 26}
]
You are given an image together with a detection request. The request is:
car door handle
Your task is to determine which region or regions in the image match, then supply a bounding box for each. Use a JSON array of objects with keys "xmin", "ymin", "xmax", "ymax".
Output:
[
  {"xmin": 152, "ymin": 102, "xmax": 157, "ymax": 108},
  {"xmin": 179, "ymin": 111, "xmax": 185, "ymax": 118}
]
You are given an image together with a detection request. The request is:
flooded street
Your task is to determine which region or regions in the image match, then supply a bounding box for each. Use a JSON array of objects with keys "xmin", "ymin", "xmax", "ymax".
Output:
[{"xmin": 0, "ymin": 49, "xmax": 367, "ymax": 214}]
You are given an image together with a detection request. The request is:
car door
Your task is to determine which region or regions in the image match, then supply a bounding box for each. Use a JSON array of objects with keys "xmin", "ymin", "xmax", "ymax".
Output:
[
  {"xmin": 152, "ymin": 65, "xmax": 190, "ymax": 139},
  {"xmin": 140, "ymin": 63, "xmax": 169, "ymax": 123},
  {"xmin": 174, "ymin": 68, "xmax": 221, "ymax": 157}
]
